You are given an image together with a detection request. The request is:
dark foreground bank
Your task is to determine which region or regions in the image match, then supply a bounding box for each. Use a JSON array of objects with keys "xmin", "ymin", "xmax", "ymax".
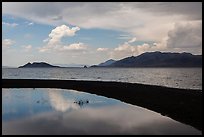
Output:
[{"xmin": 2, "ymin": 79, "xmax": 202, "ymax": 130}]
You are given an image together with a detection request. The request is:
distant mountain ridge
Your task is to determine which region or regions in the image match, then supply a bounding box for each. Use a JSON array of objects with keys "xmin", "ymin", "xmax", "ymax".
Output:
[
  {"xmin": 18, "ymin": 52, "xmax": 202, "ymax": 68},
  {"xmin": 94, "ymin": 52, "xmax": 202, "ymax": 67},
  {"xmin": 19, "ymin": 62, "xmax": 61, "ymax": 68},
  {"xmin": 91, "ymin": 59, "xmax": 116, "ymax": 67},
  {"xmin": 98, "ymin": 59, "xmax": 116, "ymax": 66}
]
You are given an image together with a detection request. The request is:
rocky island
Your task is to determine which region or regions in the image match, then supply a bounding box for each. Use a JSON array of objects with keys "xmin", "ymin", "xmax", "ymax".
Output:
[{"xmin": 18, "ymin": 62, "xmax": 61, "ymax": 68}]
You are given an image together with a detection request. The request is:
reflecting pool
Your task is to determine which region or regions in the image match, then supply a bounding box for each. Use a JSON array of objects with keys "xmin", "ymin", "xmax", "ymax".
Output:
[{"xmin": 2, "ymin": 88, "xmax": 201, "ymax": 135}]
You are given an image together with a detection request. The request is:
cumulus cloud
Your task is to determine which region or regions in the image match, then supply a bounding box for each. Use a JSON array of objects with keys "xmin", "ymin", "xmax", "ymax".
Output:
[
  {"xmin": 110, "ymin": 38, "xmax": 166, "ymax": 59},
  {"xmin": 2, "ymin": 22, "xmax": 18, "ymax": 27},
  {"xmin": 110, "ymin": 19, "xmax": 202, "ymax": 59},
  {"xmin": 2, "ymin": 39, "xmax": 15, "ymax": 47},
  {"xmin": 114, "ymin": 44, "xmax": 134, "ymax": 52},
  {"xmin": 62, "ymin": 43, "xmax": 87, "ymax": 51},
  {"xmin": 47, "ymin": 25, "xmax": 80, "ymax": 46},
  {"xmin": 167, "ymin": 21, "xmax": 202, "ymax": 49},
  {"xmin": 39, "ymin": 25, "xmax": 84, "ymax": 52}
]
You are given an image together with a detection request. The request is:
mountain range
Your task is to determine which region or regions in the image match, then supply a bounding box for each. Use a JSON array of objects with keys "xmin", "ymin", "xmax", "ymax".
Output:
[
  {"xmin": 92, "ymin": 51, "xmax": 202, "ymax": 67},
  {"xmin": 18, "ymin": 51, "xmax": 202, "ymax": 68},
  {"xmin": 98, "ymin": 59, "xmax": 116, "ymax": 67}
]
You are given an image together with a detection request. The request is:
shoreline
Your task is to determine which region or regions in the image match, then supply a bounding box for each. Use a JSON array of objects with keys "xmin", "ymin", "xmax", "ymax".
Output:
[{"xmin": 2, "ymin": 79, "xmax": 202, "ymax": 130}]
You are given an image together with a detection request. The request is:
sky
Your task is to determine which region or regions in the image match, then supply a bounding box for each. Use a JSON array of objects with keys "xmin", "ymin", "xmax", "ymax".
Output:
[{"xmin": 2, "ymin": 2, "xmax": 202, "ymax": 67}]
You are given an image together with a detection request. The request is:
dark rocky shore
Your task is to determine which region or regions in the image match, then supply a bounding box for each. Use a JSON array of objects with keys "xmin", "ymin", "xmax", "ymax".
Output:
[{"xmin": 2, "ymin": 79, "xmax": 202, "ymax": 130}]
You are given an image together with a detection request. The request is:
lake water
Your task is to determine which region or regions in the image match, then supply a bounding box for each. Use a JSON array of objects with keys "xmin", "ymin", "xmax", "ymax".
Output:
[
  {"xmin": 2, "ymin": 88, "xmax": 201, "ymax": 135},
  {"xmin": 2, "ymin": 68, "xmax": 202, "ymax": 90}
]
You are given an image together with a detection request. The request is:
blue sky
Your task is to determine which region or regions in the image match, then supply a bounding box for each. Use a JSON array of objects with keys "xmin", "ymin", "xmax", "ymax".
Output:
[
  {"xmin": 2, "ymin": 2, "xmax": 202, "ymax": 67},
  {"xmin": 3, "ymin": 14, "xmax": 131, "ymax": 49}
]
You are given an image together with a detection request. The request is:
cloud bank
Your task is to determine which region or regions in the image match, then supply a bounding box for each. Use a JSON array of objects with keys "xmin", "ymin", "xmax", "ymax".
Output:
[{"xmin": 2, "ymin": 2, "xmax": 202, "ymax": 42}]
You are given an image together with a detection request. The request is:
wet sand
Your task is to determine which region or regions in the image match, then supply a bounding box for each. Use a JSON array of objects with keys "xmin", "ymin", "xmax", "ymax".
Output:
[{"xmin": 2, "ymin": 79, "xmax": 202, "ymax": 130}]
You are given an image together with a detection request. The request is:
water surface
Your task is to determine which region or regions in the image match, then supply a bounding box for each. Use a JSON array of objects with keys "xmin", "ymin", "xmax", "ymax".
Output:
[
  {"xmin": 2, "ymin": 68, "xmax": 202, "ymax": 90},
  {"xmin": 2, "ymin": 88, "xmax": 201, "ymax": 135}
]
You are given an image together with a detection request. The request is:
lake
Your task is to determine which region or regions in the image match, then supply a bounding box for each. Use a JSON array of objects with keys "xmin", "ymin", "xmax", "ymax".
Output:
[
  {"xmin": 2, "ymin": 88, "xmax": 201, "ymax": 135},
  {"xmin": 2, "ymin": 68, "xmax": 202, "ymax": 90}
]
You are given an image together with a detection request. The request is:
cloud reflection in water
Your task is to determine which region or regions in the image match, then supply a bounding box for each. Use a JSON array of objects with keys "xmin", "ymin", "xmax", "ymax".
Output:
[
  {"xmin": 48, "ymin": 89, "xmax": 79, "ymax": 112},
  {"xmin": 2, "ymin": 88, "xmax": 201, "ymax": 135}
]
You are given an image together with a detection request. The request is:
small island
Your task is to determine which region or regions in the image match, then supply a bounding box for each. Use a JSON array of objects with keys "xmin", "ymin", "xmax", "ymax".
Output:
[{"xmin": 18, "ymin": 62, "xmax": 61, "ymax": 68}]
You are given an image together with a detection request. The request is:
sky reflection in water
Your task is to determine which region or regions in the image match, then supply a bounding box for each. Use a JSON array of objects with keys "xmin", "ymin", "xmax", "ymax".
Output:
[{"xmin": 2, "ymin": 88, "xmax": 201, "ymax": 135}]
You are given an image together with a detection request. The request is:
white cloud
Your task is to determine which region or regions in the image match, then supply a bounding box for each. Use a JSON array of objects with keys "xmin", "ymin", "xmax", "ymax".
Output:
[
  {"xmin": 2, "ymin": 22, "xmax": 18, "ymax": 27},
  {"xmin": 39, "ymin": 25, "xmax": 82, "ymax": 52},
  {"xmin": 2, "ymin": 39, "xmax": 15, "ymax": 47},
  {"xmin": 62, "ymin": 43, "xmax": 87, "ymax": 51},
  {"xmin": 97, "ymin": 48, "xmax": 109, "ymax": 52},
  {"xmin": 110, "ymin": 19, "xmax": 202, "ymax": 59},
  {"xmin": 114, "ymin": 44, "xmax": 134, "ymax": 52},
  {"xmin": 109, "ymin": 20, "xmax": 202, "ymax": 60},
  {"xmin": 47, "ymin": 25, "xmax": 80, "ymax": 46},
  {"xmin": 110, "ymin": 37, "xmax": 167, "ymax": 59}
]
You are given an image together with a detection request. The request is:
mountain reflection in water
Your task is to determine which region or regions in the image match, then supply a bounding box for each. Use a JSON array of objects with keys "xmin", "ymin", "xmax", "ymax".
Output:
[{"xmin": 2, "ymin": 88, "xmax": 201, "ymax": 135}]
